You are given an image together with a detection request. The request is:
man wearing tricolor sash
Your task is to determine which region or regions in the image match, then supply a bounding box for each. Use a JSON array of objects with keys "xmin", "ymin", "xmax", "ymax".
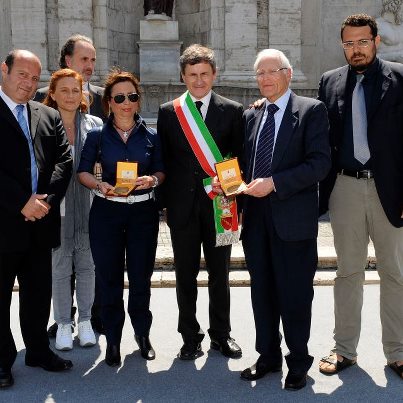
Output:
[{"xmin": 157, "ymin": 44, "xmax": 243, "ymax": 360}]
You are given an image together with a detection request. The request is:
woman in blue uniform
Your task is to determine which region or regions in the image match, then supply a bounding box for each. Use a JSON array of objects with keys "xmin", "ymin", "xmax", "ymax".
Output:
[{"xmin": 77, "ymin": 69, "xmax": 165, "ymax": 366}]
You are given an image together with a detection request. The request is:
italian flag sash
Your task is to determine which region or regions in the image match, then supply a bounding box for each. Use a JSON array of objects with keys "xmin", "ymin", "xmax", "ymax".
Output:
[{"xmin": 173, "ymin": 91, "xmax": 239, "ymax": 246}]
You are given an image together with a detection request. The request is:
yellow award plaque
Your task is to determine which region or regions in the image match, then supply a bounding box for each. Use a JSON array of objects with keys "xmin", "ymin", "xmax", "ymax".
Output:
[
  {"xmin": 107, "ymin": 161, "xmax": 138, "ymax": 197},
  {"xmin": 215, "ymin": 157, "xmax": 247, "ymax": 197}
]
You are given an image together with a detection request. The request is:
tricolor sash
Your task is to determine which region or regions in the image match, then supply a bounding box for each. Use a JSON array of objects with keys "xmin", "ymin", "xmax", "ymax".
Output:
[{"xmin": 173, "ymin": 91, "xmax": 239, "ymax": 246}]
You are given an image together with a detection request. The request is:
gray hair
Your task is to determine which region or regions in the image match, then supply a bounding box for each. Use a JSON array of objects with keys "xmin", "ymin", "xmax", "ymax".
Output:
[{"xmin": 253, "ymin": 49, "xmax": 293, "ymax": 74}]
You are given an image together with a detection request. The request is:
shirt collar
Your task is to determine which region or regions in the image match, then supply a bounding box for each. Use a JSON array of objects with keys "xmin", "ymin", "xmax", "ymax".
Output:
[
  {"xmin": 349, "ymin": 57, "xmax": 379, "ymax": 81},
  {"xmin": 82, "ymin": 81, "xmax": 90, "ymax": 92},
  {"xmin": 0, "ymin": 86, "xmax": 26, "ymax": 112},
  {"xmin": 265, "ymin": 88, "xmax": 291, "ymax": 112},
  {"xmin": 189, "ymin": 90, "xmax": 212, "ymax": 109}
]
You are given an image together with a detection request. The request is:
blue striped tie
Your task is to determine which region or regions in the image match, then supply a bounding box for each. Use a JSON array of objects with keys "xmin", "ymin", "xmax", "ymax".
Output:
[
  {"xmin": 16, "ymin": 104, "xmax": 38, "ymax": 193},
  {"xmin": 253, "ymin": 103, "xmax": 279, "ymax": 179}
]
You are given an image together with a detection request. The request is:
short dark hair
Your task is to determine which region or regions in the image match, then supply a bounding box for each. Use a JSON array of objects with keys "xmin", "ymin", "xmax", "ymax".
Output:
[
  {"xmin": 102, "ymin": 68, "xmax": 142, "ymax": 116},
  {"xmin": 341, "ymin": 14, "xmax": 378, "ymax": 39},
  {"xmin": 179, "ymin": 44, "xmax": 216, "ymax": 74},
  {"xmin": 59, "ymin": 34, "xmax": 94, "ymax": 68},
  {"xmin": 4, "ymin": 51, "xmax": 16, "ymax": 73}
]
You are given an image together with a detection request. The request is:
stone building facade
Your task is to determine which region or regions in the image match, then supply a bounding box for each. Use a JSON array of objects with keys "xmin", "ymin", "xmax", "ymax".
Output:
[{"xmin": 0, "ymin": 1, "xmax": 391, "ymax": 117}]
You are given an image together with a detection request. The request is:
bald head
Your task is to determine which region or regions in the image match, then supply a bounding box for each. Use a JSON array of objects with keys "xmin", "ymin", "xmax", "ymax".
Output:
[{"xmin": 1, "ymin": 49, "xmax": 41, "ymax": 103}]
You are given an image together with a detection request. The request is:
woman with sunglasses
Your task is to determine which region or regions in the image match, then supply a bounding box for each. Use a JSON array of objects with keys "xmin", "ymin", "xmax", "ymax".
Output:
[
  {"xmin": 77, "ymin": 68, "xmax": 165, "ymax": 366},
  {"xmin": 43, "ymin": 68, "xmax": 103, "ymax": 351}
]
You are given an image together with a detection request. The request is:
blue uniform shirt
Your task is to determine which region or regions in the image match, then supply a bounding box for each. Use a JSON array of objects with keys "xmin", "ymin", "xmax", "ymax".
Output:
[{"xmin": 77, "ymin": 116, "xmax": 164, "ymax": 194}]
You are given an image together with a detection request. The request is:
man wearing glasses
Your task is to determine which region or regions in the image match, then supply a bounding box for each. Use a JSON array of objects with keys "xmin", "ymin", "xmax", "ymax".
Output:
[
  {"xmin": 240, "ymin": 49, "xmax": 330, "ymax": 390},
  {"xmin": 318, "ymin": 14, "xmax": 403, "ymax": 380}
]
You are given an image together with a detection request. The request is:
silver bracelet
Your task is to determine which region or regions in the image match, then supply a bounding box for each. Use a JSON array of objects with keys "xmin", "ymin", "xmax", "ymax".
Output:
[{"xmin": 151, "ymin": 175, "xmax": 159, "ymax": 188}]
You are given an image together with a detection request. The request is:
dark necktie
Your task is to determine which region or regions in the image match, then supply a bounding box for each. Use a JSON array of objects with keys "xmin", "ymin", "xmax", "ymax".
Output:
[
  {"xmin": 253, "ymin": 103, "xmax": 279, "ymax": 179},
  {"xmin": 352, "ymin": 74, "xmax": 370, "ymax": 164},
  {"xmin": 195, "ymin": 101, "xmax": 203, "ymax": 119},
  {"xmin": 16, "ymin": 104, "xmax": 38, "ymax": 193}
]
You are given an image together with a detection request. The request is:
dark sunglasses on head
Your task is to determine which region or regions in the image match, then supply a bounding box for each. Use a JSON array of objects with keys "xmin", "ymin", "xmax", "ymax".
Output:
[{"xmin": 112, "ymin": 92, "xmax": 139, "ymax": 104}]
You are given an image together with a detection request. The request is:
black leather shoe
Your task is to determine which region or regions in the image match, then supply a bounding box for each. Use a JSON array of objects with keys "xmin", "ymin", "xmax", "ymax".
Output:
[
  {"xmin": 105, "ymin": 345, "xmax": 121, "ymax": 367},
  {"xmin": 211, "ymin": 337, "xmax": 242, "ymax": 358},
  {"xmin": 135, "ymin": 336, "xmax": 155, "ymax": 360},
  {"xmin": 25, "ymin": 351, "xmax": 73, "ymax": 372},
  {"xmin": 178, "ymin": 341, "xmax": 203, "ymax": 360},
  {"xmin": 284, "ymin": 371, "xmax": 307, "ymax": 390},
  {"xmin": 241, "ymin": 358, "xmax": 283, "ymax": 381},
  {"xmin": 0, "ymin": 368, "xmax": 13, "ymax": 388}
]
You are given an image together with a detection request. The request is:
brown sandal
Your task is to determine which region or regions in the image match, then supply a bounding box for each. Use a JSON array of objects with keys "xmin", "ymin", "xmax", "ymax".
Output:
[
  {"xmin": 388, "ymin": 362, "xmax": 403, "ymax": 379},
  {"xmin": 319, "ymin": 354, "xmax": 356, "ymax": 375}
]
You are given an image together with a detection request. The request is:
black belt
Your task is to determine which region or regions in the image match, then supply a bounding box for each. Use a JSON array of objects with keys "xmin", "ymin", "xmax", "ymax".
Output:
[{"xmin": 338, "ymin": 169, "xmax": 374, "ymax": 179}]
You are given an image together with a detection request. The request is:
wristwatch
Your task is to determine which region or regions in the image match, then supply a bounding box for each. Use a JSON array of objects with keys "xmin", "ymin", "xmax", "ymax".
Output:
[{"xmin": 151, "ymin": 175, "xmax": 159, "ymax": 188}]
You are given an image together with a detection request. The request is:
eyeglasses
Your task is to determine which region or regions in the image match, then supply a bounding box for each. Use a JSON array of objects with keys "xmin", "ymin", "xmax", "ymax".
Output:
[
  {"xmin": 112, "ymin": 92, "xmax": 139, "ymax": 104},
  {"xmin": 255, "ymin": 68, "xmax": 288, "ymax": 80},
  {"xmin": 342, "ymin": 39, "xmax": 374, "ymax": 50}
]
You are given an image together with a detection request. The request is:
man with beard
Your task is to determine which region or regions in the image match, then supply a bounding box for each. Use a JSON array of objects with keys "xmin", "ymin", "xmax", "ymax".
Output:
[
  {"xmin": 318, "ymin": 14, "xmax": 403, "ymax": 380},
  {"xmin": 35, "ymin": 34, "xmax": 105, "ymax": 120}
]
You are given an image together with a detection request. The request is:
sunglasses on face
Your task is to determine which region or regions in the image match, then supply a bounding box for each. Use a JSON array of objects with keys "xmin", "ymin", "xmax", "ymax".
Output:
[{"xmin": 111, "ymin": 92, "xmax": 139, "ymax": 104}]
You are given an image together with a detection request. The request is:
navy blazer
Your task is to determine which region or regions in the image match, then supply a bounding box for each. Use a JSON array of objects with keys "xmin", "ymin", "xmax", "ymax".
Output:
[
  {"xmin": 242, "ymin": 92, "xmax": 331, "ymax": 241},
  {"xmin": 0, "ymin": 99, "xmax": 72, "ymax": 252},
  {"xmin": 318, "ymin": 58, "xmax": 403, "ymax": 228}
]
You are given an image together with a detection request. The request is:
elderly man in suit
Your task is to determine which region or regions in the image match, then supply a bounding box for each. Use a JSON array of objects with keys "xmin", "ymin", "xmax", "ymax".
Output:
[
  {"xmin": 318, "ymin": 13, "xmax": 403, "ymax": 380},
  {"xmin": 240, "ymin": 49, "xmax": 330, "ymax": 390},
  {"xmin": 158, "ymin": 44, "xmax": 243, "ymax": 360},
  {"xmin": 0, "ymin": 49, "xmax": 73, "ymax": 388},
  {"xmin": 35, "ymin": 34, "xmax": 105, "ymax": 120}
]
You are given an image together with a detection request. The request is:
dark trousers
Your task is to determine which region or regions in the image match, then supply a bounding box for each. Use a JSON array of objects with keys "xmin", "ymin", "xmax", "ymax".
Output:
[
  {"xmin": 170, "ymin": 195, "xmax": 231, "ymax": 342},
  {"xmin": 242, "ymin": 198, "xmax": 316, "ymax": 373},
  {"xmin": 89, "ymin": 196, "xmax": 159, "ymax": 345},
  {"xmin": 0, "ymin": 247, "xmax": 52, "ymax": 369}
]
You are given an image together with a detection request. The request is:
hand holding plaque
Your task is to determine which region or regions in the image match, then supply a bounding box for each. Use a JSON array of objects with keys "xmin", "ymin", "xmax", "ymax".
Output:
[
  {"xmin": 215, "ymin": 157, "xmax": 247, "ymax": 197},
  {"xmin": 106, "ymin": 161, "xmax": 138, "ymax": 197}
]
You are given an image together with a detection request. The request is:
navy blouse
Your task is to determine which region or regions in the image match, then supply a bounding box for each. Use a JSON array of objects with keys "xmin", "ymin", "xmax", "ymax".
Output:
[{"xmin": 77, "ymin": 116, "xmax": 164, "ymax": 194}]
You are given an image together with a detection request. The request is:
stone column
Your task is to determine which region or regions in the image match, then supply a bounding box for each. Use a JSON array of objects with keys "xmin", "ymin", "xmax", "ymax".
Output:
[
  {"xmin": 219, "ymin": 0, "xmax": 258, "ymax": 85},
  {"xmin": 57, "ymin": 0, "xmax": 101, "ymax": 81},
  {"xmin": 93, "ymin": 0, "xmax": 109, "ymax": 82},
  {"xmin": 10, "ymin": 0, "xmax": 50, "ymax": 81},
  {"xmin": 268, "ymin": 0, "xmax": 306, "ymax": 86}
]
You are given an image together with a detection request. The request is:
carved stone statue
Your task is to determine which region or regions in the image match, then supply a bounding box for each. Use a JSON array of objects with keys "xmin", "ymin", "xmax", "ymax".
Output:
[
  {"xmin": 377, "ymin": 0, "xmax": 403, "ymax": 62},
  {"xmin": 144, "ymin": 0, "xmax": 174, "ymax": 18}
]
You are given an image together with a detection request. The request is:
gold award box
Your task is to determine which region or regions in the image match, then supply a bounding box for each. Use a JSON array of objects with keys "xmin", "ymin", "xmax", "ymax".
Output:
[
  {"xmin": 107, "ymin": 161, "xmax": 138, "ymax": 197},
  {"xmin": 215, "ymin": 157, "xmax": 247, "ymax": 197}
]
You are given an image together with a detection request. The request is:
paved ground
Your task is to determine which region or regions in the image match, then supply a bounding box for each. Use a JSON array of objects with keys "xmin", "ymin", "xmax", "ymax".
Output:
[{"xmin": 3, "ymin": 285, "xmax": 402, "ymax": 403}]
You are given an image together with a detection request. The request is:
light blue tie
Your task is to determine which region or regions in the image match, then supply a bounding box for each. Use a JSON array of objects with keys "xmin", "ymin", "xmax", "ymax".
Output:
[
  {"xmin": 16, "ymin": 104, "xmax": 38, "ymax": 193},
  {"xmin": 352, "ymin": 74, "xmax": 370, "ymax": 165}
]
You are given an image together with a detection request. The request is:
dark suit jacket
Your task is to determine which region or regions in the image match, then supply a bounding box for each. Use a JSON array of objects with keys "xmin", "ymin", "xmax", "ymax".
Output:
[
  {"xmin": 242, "ymin": 92, "xmax": 331, "ymax": 241},
  {"xmin": 157, "ymin": 91, "xmax": 244, "ymax": 229},
  {"xmin": 318, "ymin": 58, "xmax": 403, "ymax": 228},
  {"xmin": 35, "ymin": 83, "xmax": 106, "ymax": 121},
  {"xmin": 0, "ymin": 99, "xmax": 72, "ymax": 252}
]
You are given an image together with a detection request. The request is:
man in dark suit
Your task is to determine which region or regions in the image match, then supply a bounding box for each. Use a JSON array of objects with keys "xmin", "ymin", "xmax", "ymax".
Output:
[
  {"xmin": 0, "ymin": 49, "xmax": 73, "ymax": 388},
  {"xmin": 35, "ymin": 34, "xmax": 105, "ymax": 337},
  {"xmin": 318, "ymin": 14, "xmax": 403, "ymax": 380},
  {"xmin": 35, "ymin": 34, "xmax": 105, "ymax": 120},
  {"xmin": 239, "ymin": 49, "xmax": 330, "ymax": 390},
  {"xmin": 157, "ymin": 44, "xmax": 243, "ymax": 360}
]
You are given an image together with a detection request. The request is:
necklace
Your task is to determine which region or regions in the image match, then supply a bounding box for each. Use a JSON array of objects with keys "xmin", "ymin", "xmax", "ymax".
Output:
[{"xmin": 113, "ymin": 120, "xmax": 136, "ymax": 138}]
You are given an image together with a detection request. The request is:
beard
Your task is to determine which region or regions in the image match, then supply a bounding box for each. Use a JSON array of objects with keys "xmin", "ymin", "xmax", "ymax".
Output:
[{"xmin": 347, "ymin": 51, "xmax": 376, "ymax": 72}]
